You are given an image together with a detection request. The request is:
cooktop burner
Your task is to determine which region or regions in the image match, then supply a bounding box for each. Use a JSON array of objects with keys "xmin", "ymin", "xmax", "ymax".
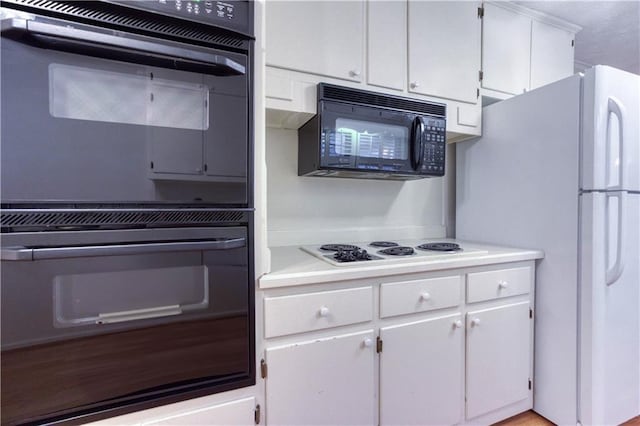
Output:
[
  {"xmin": 369, "ymin": 241, "xmax": 399, "ymax": 248},
  {"xmin": 332, "ymin": 248, "xmax": 381, "ymax": 263},
  {"xmin": 417, "ymin": 242, "xmax": 462, "ymax": 252},
  {"xmin": 320, "ymin": 244, "xmax": 361, "ymax": 252},
  {"xmin": 378, "ymin": 246, "xmax": 415, "ymax": 256}
]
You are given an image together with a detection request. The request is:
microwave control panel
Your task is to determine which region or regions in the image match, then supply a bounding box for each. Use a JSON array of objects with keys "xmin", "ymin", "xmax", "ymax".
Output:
[{"xmin": 422, "ymin": 118, "xmax": 446, "ymax": 175}]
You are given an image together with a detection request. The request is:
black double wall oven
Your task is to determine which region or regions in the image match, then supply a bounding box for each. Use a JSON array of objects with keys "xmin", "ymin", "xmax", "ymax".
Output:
[{"xmin": 0, "ymin": 1, "xmax": 254, "ymax": 424}]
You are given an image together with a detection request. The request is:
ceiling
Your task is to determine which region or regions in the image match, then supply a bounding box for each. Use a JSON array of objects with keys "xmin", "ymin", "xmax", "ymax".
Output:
[{"xmin": 516, "ymin": 1, "xmax": 640, "ymax": 74}]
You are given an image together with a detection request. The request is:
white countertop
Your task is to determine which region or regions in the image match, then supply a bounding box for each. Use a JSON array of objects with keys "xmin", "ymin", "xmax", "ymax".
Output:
[{"xmin": 259, "ymin": 240, "xmax": 544, "ymax": 289}]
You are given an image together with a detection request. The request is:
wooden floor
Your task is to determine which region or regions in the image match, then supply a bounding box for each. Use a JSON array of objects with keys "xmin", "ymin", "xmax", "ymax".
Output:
[{"xmin": 495, "ymin": 410, "xmax": 640, "ymax": 426}]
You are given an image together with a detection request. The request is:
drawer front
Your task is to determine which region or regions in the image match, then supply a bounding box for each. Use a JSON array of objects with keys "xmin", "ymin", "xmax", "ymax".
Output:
[
  {"xmin": 380, "ymin": 276, "xmax": 462, "ymax": 318},
  {"xmin": 264, "ymin": 287, "xmax": 373, "ymax": 338},
  {"xmin": 466, "ymin": 267, "xmax": 531, "ymax": 303}
]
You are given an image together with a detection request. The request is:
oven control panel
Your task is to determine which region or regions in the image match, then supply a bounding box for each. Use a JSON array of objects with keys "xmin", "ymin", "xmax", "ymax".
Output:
[
  {"xmin": 422, "ymin": 118, "xmax": 446, "ymax": 175},
  {"xmin": 110, "ymin": 0, "xmax": 252, "ymax": 37}
]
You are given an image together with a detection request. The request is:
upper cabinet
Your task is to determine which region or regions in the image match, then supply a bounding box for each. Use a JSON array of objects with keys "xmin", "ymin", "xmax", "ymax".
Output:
[
  {"xmin": 480, "ymin": 2, "xmax": 581, "ymax": 98},
  {"xmin": 367, "ymin": 1, "xmax": 406, "ymax": 91},
  {"xmin": 408, "ymin": 1, "xmax": 481, "ymax": 104},
  {"xmin": 530, "ymin": 20, "xmax": 576, "ymax": 89},
  {"xmin": 265, "ymin": 1, "xmax": 365, "ymax": 82},
  {"xmin": 481, "ymin": 3, "xmax": 531, "ymax": 96}
]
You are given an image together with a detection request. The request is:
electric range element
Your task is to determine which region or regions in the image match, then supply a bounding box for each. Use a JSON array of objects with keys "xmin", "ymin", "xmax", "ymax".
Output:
[{"xmin": 302, "ymin": 240, "xmax": 488, "ymax": 266}]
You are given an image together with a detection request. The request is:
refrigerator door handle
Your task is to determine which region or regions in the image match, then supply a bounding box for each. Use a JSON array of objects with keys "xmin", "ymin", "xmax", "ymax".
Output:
[
  {"xmin": 606, "ymin": 97, "xmax": 625, "ymax": 190},
  {"xmin": 605, "ymin": 191, "xmax": 626, "ymax": 286}
]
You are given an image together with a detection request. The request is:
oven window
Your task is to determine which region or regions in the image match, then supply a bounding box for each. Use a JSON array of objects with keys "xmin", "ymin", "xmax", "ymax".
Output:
[
  {"xmin": 331, "ymin": 118, "xmax": 409, "ymax": 160},
  {"xmin": 49, "ymin": 64, "xmax": 209, "ymax": 130}
]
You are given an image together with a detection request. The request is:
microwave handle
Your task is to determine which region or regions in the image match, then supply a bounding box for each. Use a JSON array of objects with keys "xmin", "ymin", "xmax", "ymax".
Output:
[
  {"xmin": 0, "ymin": 18, "xmax": 245, "ymax": 76},
  {"xmin": 1, "ymin": 238, "xmax": 246, "ymax": 261},
  {"xmin": 410, "ymin": 116, "xmax": 425, "ymax": 170}
]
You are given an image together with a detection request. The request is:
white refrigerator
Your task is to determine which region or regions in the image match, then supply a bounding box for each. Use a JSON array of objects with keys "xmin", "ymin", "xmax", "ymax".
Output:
[{"xmin": 456, "ymin": 66, "xmax": 639, "ymax": 426}]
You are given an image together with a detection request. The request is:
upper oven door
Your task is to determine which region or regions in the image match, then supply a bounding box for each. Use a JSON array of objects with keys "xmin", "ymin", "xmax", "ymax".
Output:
[
  {"xmin": 1, "ymin": 226, "xmax": 252, "ymax": 424},
  {"xmin": 319, "ymin": 101, "xmax": 416, "ymax": 174},
  {"xmin": 0, "ymin": 12, "xmax": 249, "ymax": 205}
]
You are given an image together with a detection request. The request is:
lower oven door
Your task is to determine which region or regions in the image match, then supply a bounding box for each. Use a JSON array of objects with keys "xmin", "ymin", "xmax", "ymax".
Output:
[{"xmin": 0, "ymin": 227, "xmax": 253, "ymax": 425}]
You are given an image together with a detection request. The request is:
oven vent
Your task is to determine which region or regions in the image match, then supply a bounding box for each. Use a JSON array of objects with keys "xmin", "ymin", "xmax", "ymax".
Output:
[
  {"xmin": 320, "ymin": 84, "xmax": 446, "ymax": 117},
  {"xmin": 1, "ymin": 209, "xmax": 249, "ymax": 232},
  {"xmin": 4, "ymin": 0, "xmax": 249, "ymax": 50}
]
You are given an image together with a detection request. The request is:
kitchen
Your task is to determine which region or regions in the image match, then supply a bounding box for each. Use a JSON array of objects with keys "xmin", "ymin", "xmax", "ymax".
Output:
[{"xmin": 1, "ymin": 1, "xmax": 638, "ymax": 425}]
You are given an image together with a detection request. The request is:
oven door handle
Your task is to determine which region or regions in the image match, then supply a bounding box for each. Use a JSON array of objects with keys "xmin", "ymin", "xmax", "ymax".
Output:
[
  {"xmin": 0, "ymin": 18, "xmax": 246, "ymax": 76},
  {"xmin": 1, "ymin": 238, "xmax": 246, "ymax": 261}
]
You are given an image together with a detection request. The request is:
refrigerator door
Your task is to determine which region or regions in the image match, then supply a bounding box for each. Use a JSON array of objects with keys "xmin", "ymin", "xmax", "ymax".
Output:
[
  {"xmin": 582, "ymin": 66, "xmax": 640, "ymax": 192},
  {"xmin": 579, "ymin": 191, "xmax": 640, "ymax": 425}
]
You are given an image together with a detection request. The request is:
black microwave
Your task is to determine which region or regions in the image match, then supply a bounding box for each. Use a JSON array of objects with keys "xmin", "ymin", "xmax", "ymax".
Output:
[{"xmin": 298, "ymin": 84, "xmax": 446, "ymax": 180}]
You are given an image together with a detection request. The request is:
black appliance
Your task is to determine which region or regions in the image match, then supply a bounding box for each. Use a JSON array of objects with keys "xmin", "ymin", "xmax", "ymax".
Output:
[
  {"xmin": 0, "ymin": 0, "xmax": 255, "ymax": 424},
  {"xmin": 298, "ymin": 84, "xmax": 447, "ymax": 180}
]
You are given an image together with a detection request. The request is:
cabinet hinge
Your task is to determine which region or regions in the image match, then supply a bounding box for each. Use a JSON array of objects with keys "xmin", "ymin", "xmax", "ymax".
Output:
[
  {"xmin": 479, "ymin": 70, "xmax": 484, "ymax": 82},
  {"xmin": 254, "ymin": 404, "xmax": 261, "ymax": 424},
  {"xmin": 571, "ymin": 39, "xmax": 575, "ymax": 47},
  {"xmin": 529, "ymin": 308, "xmax": 533, "ymax": 319},
  {"xmin": 477, "ymin": 88, "xmax": 480, "ymax": 98},
  {"xmin": 260, "ymin": 359, "xmax": 267, "ymax": 379},
  {"xmin": 529, "ymin": 379, "xmax": 532, "ymax": 390},
  {"xmin": 376, "ymin": 336, "xmax": 383, "ymax": 353},
  {"xmin": 477, "ymin": 5, "xmax": 484, "ymax": 18}
]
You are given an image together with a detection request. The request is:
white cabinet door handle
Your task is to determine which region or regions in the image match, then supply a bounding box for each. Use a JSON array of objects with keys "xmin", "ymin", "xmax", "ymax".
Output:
[
  {"xmin": 363, "ymin": 338, "xmax": 373, "ymax": 348},
  {"xmin": 453, "ymin": 320, "xmax": 463, "ymax": 329},
  {"xmin": 498, "ymin": 280, "xmax": 509, "ymax": 289},
  {"xmin": 420, "ymin": 292, "xmax": 431, "ymax": 301},
  {"xmin": 410, "ymin": 82, "xmax": 419, "ymax": 89},
  {"xmin": 349, "ymin": 70, "xmax": 361, "ymax": 77},
  {"xmin": 471, "ymin": 318, "xmax": 481, "ymax": 327},
  {"xmin": 318, "ymin": 306, "xmax": 330, "ymax": 317}
]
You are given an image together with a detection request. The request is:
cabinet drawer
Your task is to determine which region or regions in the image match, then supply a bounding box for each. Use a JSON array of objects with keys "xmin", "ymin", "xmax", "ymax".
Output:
[
  {"xmin": 380, "ymin": 276, "xmax": 462, "ymax": 318},
  {"xmin": 466, "ymin": 267, "xmax": 531, "ymax": 303},
  {"xmin": 264, "ymin": 287, "xmax": 373, "ymax": 338}
]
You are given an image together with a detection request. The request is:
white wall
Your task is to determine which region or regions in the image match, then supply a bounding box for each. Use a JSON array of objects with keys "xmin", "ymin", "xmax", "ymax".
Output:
[{"xmin": 266, "ymin": 127, "xmax": 452, "ymax": 246}]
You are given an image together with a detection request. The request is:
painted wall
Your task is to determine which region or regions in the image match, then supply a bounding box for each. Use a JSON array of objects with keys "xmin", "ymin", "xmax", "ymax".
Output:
[{"xmin": 266, "ymin": 127, "xmax": 455, "ymax": 246}]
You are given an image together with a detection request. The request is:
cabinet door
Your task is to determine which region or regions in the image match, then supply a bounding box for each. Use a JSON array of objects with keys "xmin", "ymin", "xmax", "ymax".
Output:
[
  {"xmin": 408, "ymin": 1, "xmax": 481, "ymax": 104},
  {"xmin": 466, "ymin": 302, "xmax": 531, "ymax": 419},
  {"xmin": 143, "ymin": 397, "xmax": 256, "ymax": 426},
  {"xmin": 265, "ymin": 330, "xmax": 375, "ymax": 425},
  {"xmin": 265, "ymin": 1, "xmax": 365, "ymax": 82},
  {"xmin": 481, "ymin": 3, "xmax": 531, "ymax": 95},
  {"xmin": 380, "ymin": 314, "xmax": 463, "ymax": 425},
  {"xmin": 367, "ymin": 1, "xmax": 406, "ymax": 91},
  {"xmin": 530, "ymin": 20, "xmax": 575, "ymax": 90}
]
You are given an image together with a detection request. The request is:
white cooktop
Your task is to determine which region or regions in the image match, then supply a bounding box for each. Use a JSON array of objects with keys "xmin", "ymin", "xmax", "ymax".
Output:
[{"xmin": 301, "ymin": 239, "xmax": 489, "ymax": 267}]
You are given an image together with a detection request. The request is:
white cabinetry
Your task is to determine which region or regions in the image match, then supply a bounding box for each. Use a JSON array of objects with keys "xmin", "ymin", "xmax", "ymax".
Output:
[
  {"xmin": 264, "ymin": 330, "xmax": 376, "ymax": 425},
  {"xmin": 408, "ymin": 1, "xmax": 481, "ymax": 104},
  {"xmin": 466, "ymin": 302, "xmax": 531, "ymax": 419},
  {"xmin": 481, "ymin": 3, "xmax": 531, "ymax": 96},
  {"xmin": 481, "ymin": 2, "xmax": 580, "ymax": 99},
  {"xmin": 265, "ymin": 1, "xmax": 364, "ymax": 82},
  {"xmin": 367, "ymin": 1, "xmax": 406, "ymax": 91},
  {"xmin": 263, "ymin": 0, "xmax": 482, "ymax": 140},
  {"xmin": 86, "ymin": 396, "xmax": 257, "ymax": 426},
  {"xmin": 260, "ymin": 261, "xmax": 535, "ymax": 425},
  {"xmin": 380, "ymin": 314, "xmax": 464, "ymax": 425},
  {"xmin": 530, "ymin": 20, "xmax": 575, "ymax": 89}
]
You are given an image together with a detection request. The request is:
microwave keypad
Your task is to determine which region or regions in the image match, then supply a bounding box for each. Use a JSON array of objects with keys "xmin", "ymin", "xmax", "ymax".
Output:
[{"xmin": 423, "ymin": 125, "xmax": 445, "ymax": 174}]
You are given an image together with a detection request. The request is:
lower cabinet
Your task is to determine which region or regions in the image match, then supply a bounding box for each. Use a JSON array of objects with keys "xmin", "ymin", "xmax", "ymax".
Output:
[
  {"xmin": 466, "ymin": 302, "xmax": 532, "ymax": 419},
  {"xmin": 264, "ymin": 330, "xmax": 376, "ymax": 426},
  {"xmin": 380, "ymin": 313, "xmax": 464, "ymax": 425},
  {"xmin": 261, "ymin": 262, "xmax": 535, "ymax": 425}
]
